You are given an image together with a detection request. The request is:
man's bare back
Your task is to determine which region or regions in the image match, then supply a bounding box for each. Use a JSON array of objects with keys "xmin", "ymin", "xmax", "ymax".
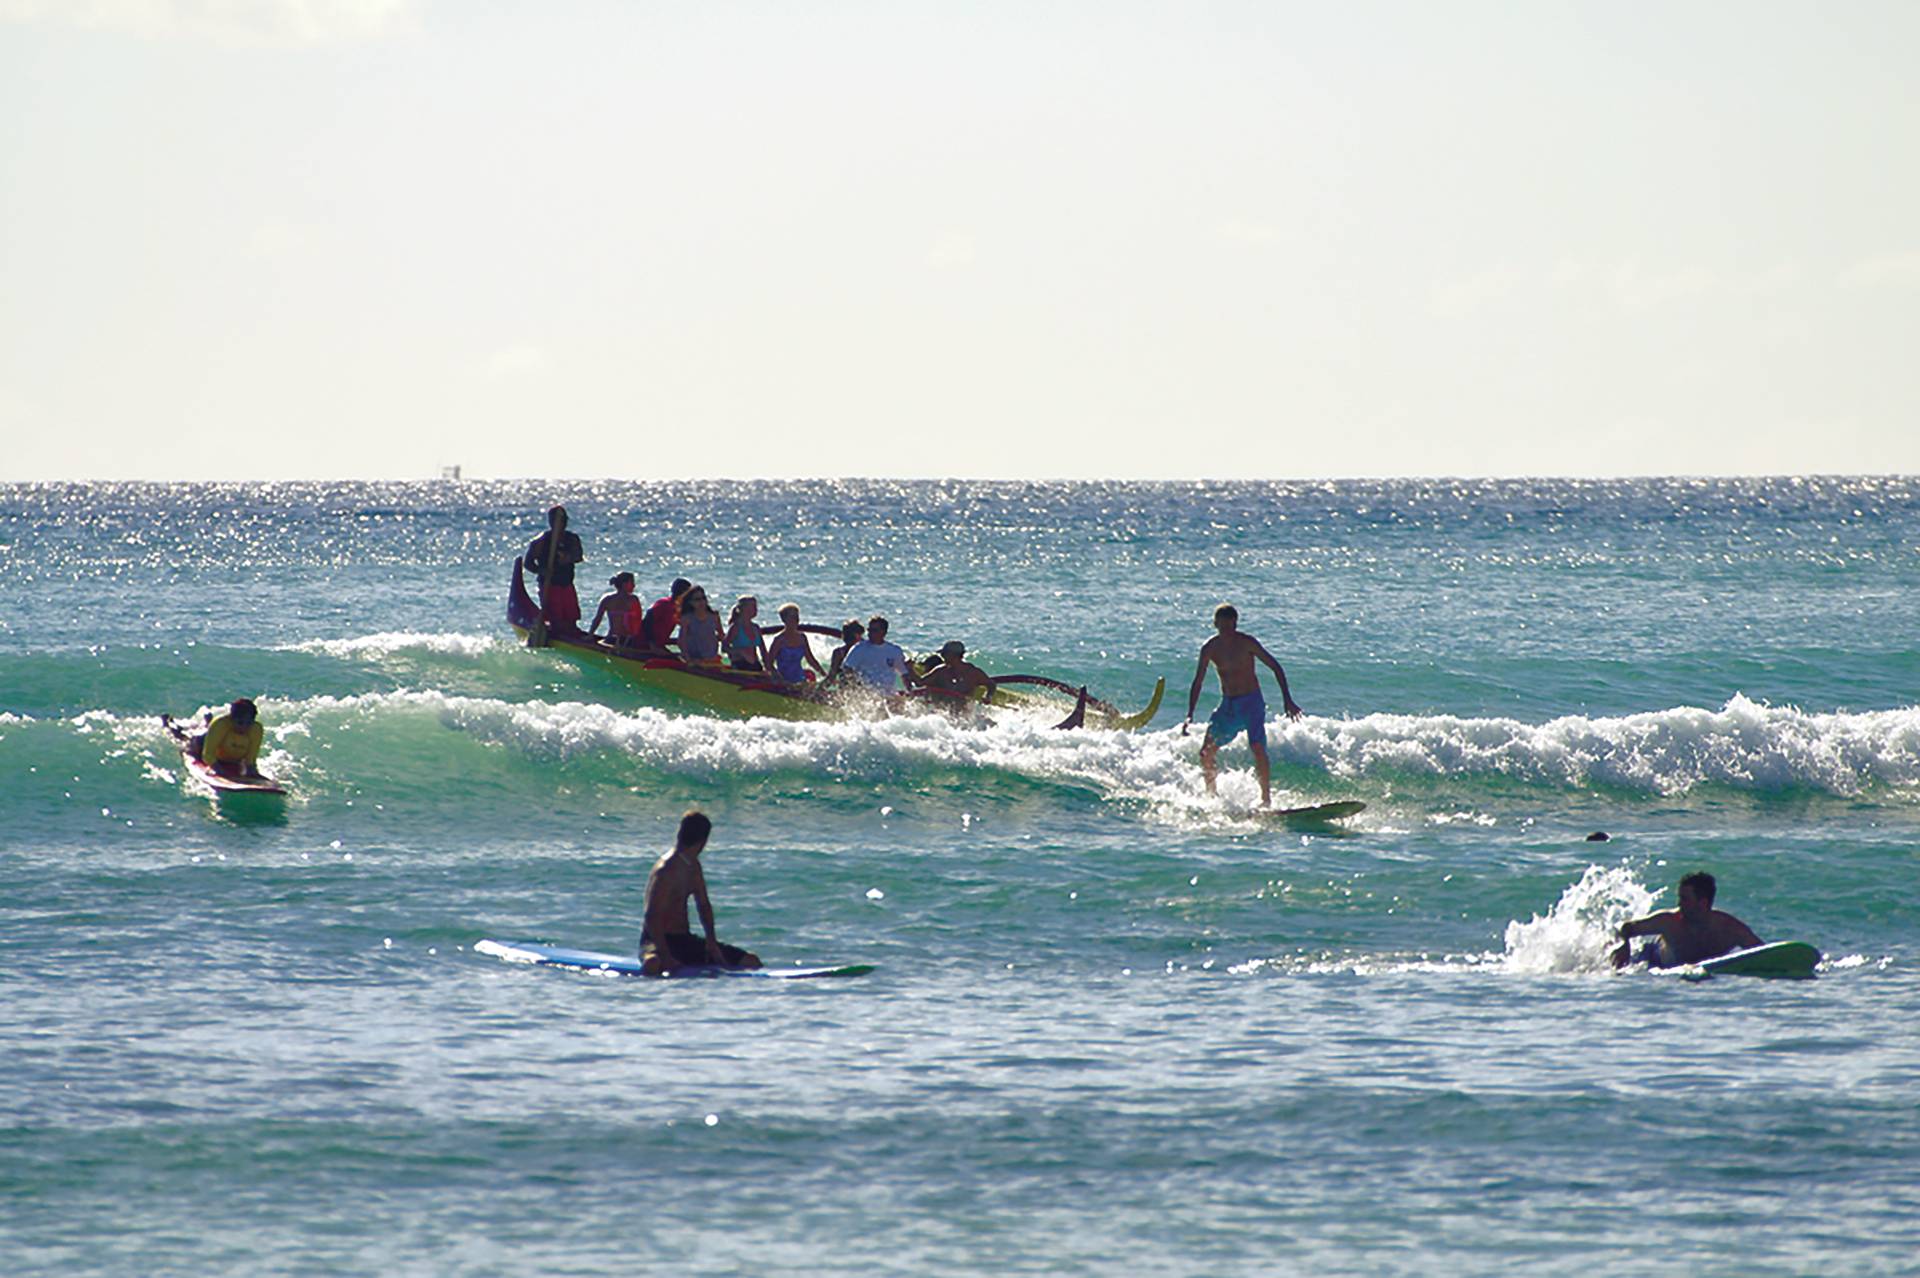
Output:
[
  {"xmin": 642, "ymin": 851, "xmax": 705, "ymax": 939},
  {"xmin": 1200, "ymin": 630, "xmax": 1268, "ymax": 698}
]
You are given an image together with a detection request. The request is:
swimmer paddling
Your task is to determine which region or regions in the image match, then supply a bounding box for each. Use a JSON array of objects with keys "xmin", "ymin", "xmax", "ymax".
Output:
[
  {"xmin": 1610, "ymin": 872, "xmax": 1763, "ymax": 969},
  {"xmin": 1184, "ymin": 603, "xmax": 1302, "ymax": 809}
]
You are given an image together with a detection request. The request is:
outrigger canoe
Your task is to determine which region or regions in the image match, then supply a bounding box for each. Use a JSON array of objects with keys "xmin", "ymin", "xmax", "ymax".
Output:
[{"xmin": 507, "ymin": 558, "xmax": 1163, "ymax": 729}]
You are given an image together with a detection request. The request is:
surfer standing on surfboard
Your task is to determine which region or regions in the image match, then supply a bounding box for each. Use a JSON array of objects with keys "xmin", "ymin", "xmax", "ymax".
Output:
[
  {"xmin": 1183, "ymin": 603, "xmax": 1303, "ymax": 808},
  {"xmin": 1610, "ymin": 871, "xmax": 1763, "ymax": 968},
  {"xmin": 639, "ymin": 811, "xmax": 763, "ymax": 976}
]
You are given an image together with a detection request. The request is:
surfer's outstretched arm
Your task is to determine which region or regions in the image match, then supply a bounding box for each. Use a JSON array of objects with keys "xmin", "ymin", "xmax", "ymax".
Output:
[{"xmin": 1610, "ymin": 910, "xmax": 1673, "ymax": 968}]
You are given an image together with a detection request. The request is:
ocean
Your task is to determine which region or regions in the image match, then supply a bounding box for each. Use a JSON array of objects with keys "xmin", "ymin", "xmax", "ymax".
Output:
[{"xmin": 3, "ymin": 477, "xmax": 1917, "ymax": 1275}]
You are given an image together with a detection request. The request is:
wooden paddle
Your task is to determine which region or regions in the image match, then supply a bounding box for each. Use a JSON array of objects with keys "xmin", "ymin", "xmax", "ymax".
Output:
[{"xmin": 526, "ymin": 523, "xmax": 563, "ymax": 648}]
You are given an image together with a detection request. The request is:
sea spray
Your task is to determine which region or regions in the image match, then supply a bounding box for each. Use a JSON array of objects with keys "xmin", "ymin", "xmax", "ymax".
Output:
[{"xmin": 1502, "ymin": 865, "xmax": 1657, "ymax": 974}]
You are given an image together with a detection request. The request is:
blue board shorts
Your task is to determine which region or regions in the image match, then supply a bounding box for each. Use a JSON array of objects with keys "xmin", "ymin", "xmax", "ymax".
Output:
[{"xmin": 1207, "ymin": 691, "xmax": 1268, "ymax": 748}]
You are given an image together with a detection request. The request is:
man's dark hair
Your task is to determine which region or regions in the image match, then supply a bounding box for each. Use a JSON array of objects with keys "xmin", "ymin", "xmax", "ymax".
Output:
[
  {"xmin": 1214, "ymin": 603, "xmax": 1238, "ymax": 623},
  {"xmin": 231, "ymin": 698, "xmax": 258, "ymax": 723},
  {"xmin": 1679, "ymin": 871, "xmax": 1716, "ymax": 905},
  {"xmin": 868, "ymin": 615, "xmax": 889, "ymax": 635},
  {"xmin": 677, "ymin": 809, "xmax": 713, "ymax": 848},
  {"xmin": 670, "ymin": 578, "xmax": 692, "ymax": 597},
  {"xmin": 547, "ymin": 505, "xmax": 567, "ymax": 525}
]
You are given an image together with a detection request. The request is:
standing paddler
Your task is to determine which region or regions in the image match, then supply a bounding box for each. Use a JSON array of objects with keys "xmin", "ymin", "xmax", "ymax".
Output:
[
  {"xmin": 524, "ymin": 505, "xmax": 585, "ymax": 645},
  {"xmin": 1183, "ymin": 603, "xmax": 1303, "ymax": 808}
]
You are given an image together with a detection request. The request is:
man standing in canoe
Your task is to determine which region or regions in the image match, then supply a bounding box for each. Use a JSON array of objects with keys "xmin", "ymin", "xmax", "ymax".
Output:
[
  {"xmin": 1183, "ymin": 603, "xmax": 1303, "ymax": 808},
  {"xmin": 1610, "ymin": 872, "xmax": 1763, "ymax": 968},
  {"xmin": 640, "ymin": 810, "xmax": 762, "ymax": 975},
  {"xmin": 525, "ymin": 505, "xmax": 585, "ymax": 636}
]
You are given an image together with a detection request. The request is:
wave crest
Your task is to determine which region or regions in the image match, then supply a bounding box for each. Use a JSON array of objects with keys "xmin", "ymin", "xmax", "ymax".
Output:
[{"xmin": 1269, "ymin": 694, "xmax": 1920, "ymax": 795}]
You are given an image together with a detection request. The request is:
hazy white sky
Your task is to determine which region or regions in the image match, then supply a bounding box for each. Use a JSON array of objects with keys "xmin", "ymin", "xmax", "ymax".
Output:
[{"xmin": 2, "ymin": 0, "xmax": 1916, "ymax": 481}]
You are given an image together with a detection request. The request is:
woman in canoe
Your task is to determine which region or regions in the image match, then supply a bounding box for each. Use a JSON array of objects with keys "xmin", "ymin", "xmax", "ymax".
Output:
[
  {"xmin": 766, "ymin": 603, "xmax": 828, "ymax": 685},
  {"xmin": 677, "ymin": 586, "xmax": 725, "ymax": 666},
  {"xmin": 725, "ymin": 596, "xmax": 770, "ymax": 673},
  {"xmin": 589, "ymin": 573, "xmax": 644, "ymax": 647}
]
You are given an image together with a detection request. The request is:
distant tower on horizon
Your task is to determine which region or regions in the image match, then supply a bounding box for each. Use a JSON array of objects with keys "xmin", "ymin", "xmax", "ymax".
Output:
[{"xmin": 440, "ymin": 464, "xmax": 463, "ymax": 481}]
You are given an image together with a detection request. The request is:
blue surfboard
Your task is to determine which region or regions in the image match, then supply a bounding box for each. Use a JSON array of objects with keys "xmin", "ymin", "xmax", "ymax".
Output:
[{"xmin": 476, "ymin": 938, "xmax": 874, "ymax": 980}]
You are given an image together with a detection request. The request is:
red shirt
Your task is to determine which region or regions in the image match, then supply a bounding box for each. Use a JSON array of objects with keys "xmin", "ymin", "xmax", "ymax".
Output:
[{"xmin": 642, "ymin": 596, "xmax": 681, "ymax": 646}]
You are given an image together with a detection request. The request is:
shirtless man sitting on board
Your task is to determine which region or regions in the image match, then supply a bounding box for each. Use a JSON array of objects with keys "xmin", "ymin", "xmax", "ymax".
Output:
[
  {"xmin": 1183, "ymin": 603, "xmax": 1302, "ymax": 808},
  {"xmin": 1609, "ymin": 871, "xmax": 1762, "ymax": 969},
  {"xmin": 639, "ymin": 810, "xmax": 763, "ymax": 975}
]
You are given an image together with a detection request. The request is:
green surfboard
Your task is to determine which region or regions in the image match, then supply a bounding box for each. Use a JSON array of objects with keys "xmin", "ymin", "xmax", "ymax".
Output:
[{"xmin": 1682, "ymin": 941, "xmax": 1820, "ymax": 981}]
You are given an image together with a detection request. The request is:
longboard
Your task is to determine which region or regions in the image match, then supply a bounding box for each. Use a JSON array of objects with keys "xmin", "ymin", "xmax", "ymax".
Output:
[
  {"xmin": 162, "ymin": 716, "xmax": 287, "ymax": 796},
  {"xmin": 475, "ymin": 938, "xmax": 874, "ymax": 980},
  {"xmin": 1261, "ymin": 800, "xmax": 1366, "ymax": 824},
  {"xmin": 1680, "ymin": 941, "xmax": 1820, "ymax": 981}
]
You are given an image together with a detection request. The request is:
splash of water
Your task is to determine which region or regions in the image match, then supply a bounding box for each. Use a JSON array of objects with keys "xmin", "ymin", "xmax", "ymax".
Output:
[{"xmin": 1501, "ymin": 865, "xmax": 1657, "ymax": 974}]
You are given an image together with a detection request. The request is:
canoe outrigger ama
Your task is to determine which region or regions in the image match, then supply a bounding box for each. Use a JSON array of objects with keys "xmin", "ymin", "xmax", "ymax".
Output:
[{"xmin": 507, "ymin": 557, "xmax": 1163, "ymax": 730}]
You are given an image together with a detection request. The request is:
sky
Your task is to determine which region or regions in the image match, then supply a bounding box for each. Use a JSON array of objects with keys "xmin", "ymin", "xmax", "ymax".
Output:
[{"xmin": 2, "ymin": 0, "xmax": 1917, "ymax": 481}]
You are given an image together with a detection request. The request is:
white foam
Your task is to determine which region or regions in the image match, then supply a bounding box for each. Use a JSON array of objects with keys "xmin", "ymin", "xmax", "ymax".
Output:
[
  {"xmin": 1266, "ymin": 694, "xmax": 1920, "ymax": 795},
  {"xmin": 37, "ymin": 688, "xmax": 1920, "ymax": 807},
  {"xmin": 1500, "ymin": 864, "xmax": 1656, "ymax": 975},
  {"xmin": 280, "ymin": 632, "xmax": 501, "ymax": 660}
]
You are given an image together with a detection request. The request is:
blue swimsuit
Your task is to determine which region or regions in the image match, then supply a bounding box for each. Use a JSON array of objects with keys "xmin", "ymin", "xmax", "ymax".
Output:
[{"xmin": 1207, "ymin": 690, "xmax": 1268, "ymax": 748}]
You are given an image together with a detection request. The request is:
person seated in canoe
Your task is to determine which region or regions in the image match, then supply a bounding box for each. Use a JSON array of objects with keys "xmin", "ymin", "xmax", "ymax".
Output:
[
  {"xmin": 1610, "ymin": 872, "xmax": 1763, "ymax": 969},
  {"xmin": 1183, "ymin": 602, "xmax": 1303, "ymax": 809},
  {"xmin": 842, "ymin": 615, "xmax": 913, "ymax": 696},
  {"xmin": 524, "ymin": 505, "xmax": 585, "ymax": 634},
  {"xmin": 588, "ymin": 572, "xmax": 644, "ymax": 647},
  {"xmin": 725, "ymin": 595, "xmax": 771, "ymax": 672},
  {"xmin": 676, "ymin": 585, "xmax": 725, "ymax": 666},
  {"xmin": 826, "ymin": 619, "xmax": 865, "ymax": 680},
  {"xmin": 639, "ymin": 810, "xmax": 763, "ymax": 975},
  {"xmin": 766, "ymin": 603, "xmax": 827, "ymax": 685},
  {"xmin": 187, "ymin": 698, "xmax": 265, "ymax": 779},
  {"xmin": 917, "ymin": 640, "xmax": 991, "ymax": 702},
  {"xmin": 640, "ymin": 578, "xmax": 693, "ymax": 652}
]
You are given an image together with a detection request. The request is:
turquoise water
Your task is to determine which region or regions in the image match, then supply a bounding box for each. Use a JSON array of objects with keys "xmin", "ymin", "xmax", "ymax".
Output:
[{"xmin": 3, "ymin": 478, "xmax": 1918, "ymax": 1274}]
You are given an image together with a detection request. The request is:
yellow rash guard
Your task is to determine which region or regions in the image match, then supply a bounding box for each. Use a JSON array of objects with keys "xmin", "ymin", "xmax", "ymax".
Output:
[{"xmin": 203, "ymin": 715, "xmax": 263, "ymax": 771}]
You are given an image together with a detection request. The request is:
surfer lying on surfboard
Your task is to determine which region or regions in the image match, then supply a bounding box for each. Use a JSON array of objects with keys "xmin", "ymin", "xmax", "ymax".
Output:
[
  {"xmin": 1610, "ymin": 871, "xmax": 1763, "ymax": 969},
  {"xmin": 177, "ymin": 698, "xmax": 266, "ymax": 780},
  {"xmin": 640, "ymin": 810, "xmax": 763, "ymax": 976},
  {"xmin": 1183, "ymin": 603, "xmax": 1303, "ymax": 809}
]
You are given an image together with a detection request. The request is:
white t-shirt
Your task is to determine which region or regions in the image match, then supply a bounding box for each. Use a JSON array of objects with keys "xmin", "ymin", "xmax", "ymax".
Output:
[{"xmin": 843, "ymin": 639, "xmax": 909, "ymax": 692}]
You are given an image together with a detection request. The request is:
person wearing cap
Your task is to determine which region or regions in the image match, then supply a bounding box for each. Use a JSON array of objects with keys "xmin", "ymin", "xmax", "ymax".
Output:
[
  {"xmin": 919, "ymin": 641, "xmax": 991, "ymax": 700},
  {"xmin": 640, "ymin": 577, "xmax": 693, "ymax": 650},
  {"xmin": 192, "ymin": 698, "xmax": 265, "ymax": 779}
]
